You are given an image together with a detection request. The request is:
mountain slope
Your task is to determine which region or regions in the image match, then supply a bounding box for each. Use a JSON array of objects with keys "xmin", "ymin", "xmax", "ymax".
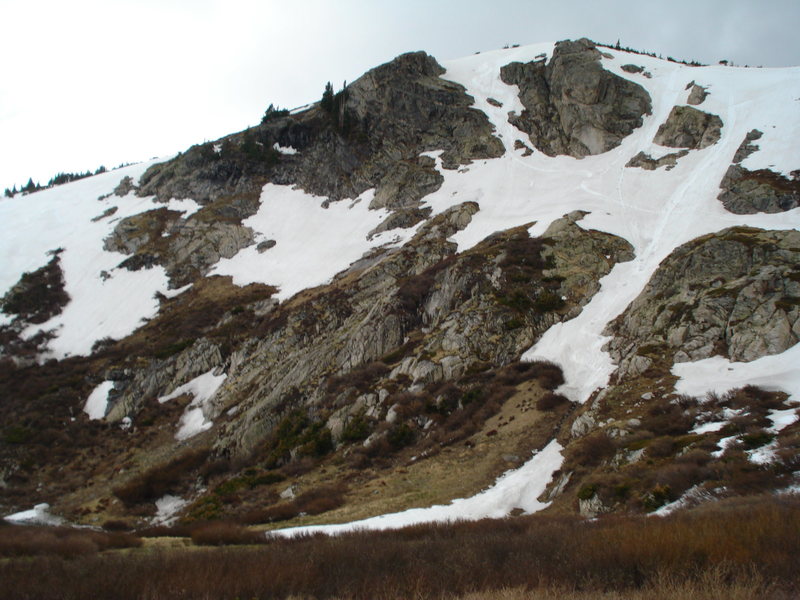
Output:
[{"xmin": 2, "ymin": 38, "xmax": 799, "ymax": 528}]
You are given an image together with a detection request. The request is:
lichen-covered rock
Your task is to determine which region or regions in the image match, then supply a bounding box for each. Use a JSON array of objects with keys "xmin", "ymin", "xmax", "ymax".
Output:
[
  {"xmin": 653, "ymin": 105, "xmax": 723, "ymax": 149},
  {"xmin": 718, "ymin": 130, "xmax": 800, "ymax": 214},
  {"xmin": 607, "ymin": 227, "xmax": 800, "ymax": 378},
  {"xmin": 500, "ymin": 38, "xmax": 652, "ymax": 157}
]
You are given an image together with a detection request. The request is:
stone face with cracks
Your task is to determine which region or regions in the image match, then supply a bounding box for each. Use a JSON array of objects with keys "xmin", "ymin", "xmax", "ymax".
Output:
[
  {"xmin": 606, "ymin": 227, "xmax": 800, "ymax": 379},
  {"xmin": 500, "ymin": 38, "xmax": 652, "ymax": 158},
  {"xmin": 653, "ymin": 105, "xmax": 723, "ymax": 150}
]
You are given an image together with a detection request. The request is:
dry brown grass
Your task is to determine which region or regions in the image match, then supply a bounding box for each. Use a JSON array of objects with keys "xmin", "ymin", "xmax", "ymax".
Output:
[
  {"xmin": 1, "ymin": 494, "xmax": 796, "ymax": 599},
  {"xmin": 0, "ymin": 523, "xmax": 141, "ymax": 558}
]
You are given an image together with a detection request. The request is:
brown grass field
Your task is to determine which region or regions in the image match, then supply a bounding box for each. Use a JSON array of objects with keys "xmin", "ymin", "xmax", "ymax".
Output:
[{"xmin": 1, "ymin": 493, "xmax": 798, "ymax": 599}]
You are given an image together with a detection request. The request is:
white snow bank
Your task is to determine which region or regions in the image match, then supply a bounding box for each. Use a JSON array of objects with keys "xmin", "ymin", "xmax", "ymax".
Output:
[
  {"xmin": 212, "ymin": 185, "xmax": 413, "ymax": 301},
  {"xmin": 748, "ymin": 441, "xmax": 780, "ymax": 465},
  {"xmin": 4, "ymin": 503, "xmax": 63, "ymax": 525},
  {"xmin": 159, "ymin": 370, "xmax": 227, "ymax": 440},
  {"xmin": 271, "ymin": 440, "xmax": 563, "ymax": 538},
  {"xmin": 691, "ymin": 421, "xmax": 726, "ymax": 435},
  {"xmin": 84, "ymin": 380, "xmax": 115, "ymax": 420}
]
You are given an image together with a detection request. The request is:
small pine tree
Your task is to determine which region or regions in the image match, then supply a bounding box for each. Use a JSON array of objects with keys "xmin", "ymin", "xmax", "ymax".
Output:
[
  {"xmin": 321, "ymin": 81, "xmax": 334, "ymax": 113},
  {"xmin": 3, "ymin": 187, "xmax": 11, "ymax": 198},
  {"xmin": 261, "ymin": 103, "xmax": 288, "ymax": 123}
]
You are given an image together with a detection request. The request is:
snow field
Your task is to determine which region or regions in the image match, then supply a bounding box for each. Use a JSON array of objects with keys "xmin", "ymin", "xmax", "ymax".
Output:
[
  {"xmin": 0, "ymin": 158, "xmax": 202, "ymax": 359},
  {"xmin": 212, "ymin": 186, "xmax": 419, "ymax": 301}
]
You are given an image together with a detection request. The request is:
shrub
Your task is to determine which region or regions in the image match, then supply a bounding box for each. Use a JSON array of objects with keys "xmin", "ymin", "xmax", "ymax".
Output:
[
  {"xmin": 261, "ymin": 103, "xmax": 289, "ymax": 123},
  {"xmin": 265, "ymin": 410, "xmax": 334, "ymax": 467},
  {"xmin": 0, "ymin": 526, "xmax": 141, "ymax": 557},
  {"xmin": 577, "ymin": 484, "xmax": 596, "ymax": 500},
  {"xmin": 387, "ymin": 423, "xmax": 415, "ymax": 449},
  {"xmin": 647, "ymin": 436, "xmax": 679, "ymax": 458},
  {"xmin": 569, "ymin": 431, "xmax": 616, "ymax": 467},
  {"xmin": 340, "ymin": 411, "xmax": 372, "ymax": 443},
  {"xmin": 190, "ymin": 522, "xmax": 265, "ymax": 546},
  {"xmin": 250, "ymin": 483, "xmax": 348, "ymax": 524},
  {"xmin": 741, "ymin": 429, "xmax": 775, "ymax": 449},
  {"xmin": 102, "ymin": 520, "xmax": 133, "ymax": 532},
  {"xmin": 537, "ymin": 392, "xmax": 569, "ymax": 411},
  {"xmin": 642, "ymin": 400, "xmax": 693, "ymax": 436},
  {"xmin": 532, "ymin": 290, "xmax": 565, "ymax": 312}
]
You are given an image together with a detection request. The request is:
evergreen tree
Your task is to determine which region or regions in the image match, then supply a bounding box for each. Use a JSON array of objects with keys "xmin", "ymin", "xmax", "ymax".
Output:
[{"xmin": 321, "ymin": 81, "xmax": 334, "ymax": 113}]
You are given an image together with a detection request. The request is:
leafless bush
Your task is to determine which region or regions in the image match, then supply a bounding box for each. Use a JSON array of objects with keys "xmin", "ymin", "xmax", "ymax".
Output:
[
  {"xmin": 190, "ymin": 521, "xmax": 265, "ymax": 546},
  {"xmin": 536, "ymin": 392, "xmax": 570, "ymax": 411}
]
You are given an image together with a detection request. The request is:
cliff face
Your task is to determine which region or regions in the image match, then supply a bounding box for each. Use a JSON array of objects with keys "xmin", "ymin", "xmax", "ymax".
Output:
[{"xmin": 1, "ymin": 39, "xmax": 799, "ymax": 528}]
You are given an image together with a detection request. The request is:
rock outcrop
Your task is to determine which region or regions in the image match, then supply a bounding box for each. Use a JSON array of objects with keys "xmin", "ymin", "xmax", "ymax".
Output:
[
  {"xmin": 500, "ymin": 38, "xmax": 652, "ymax": 157},
  {"xmin": 653, "ymin": 105, "xmax": 722, "ymax": 149},
  {"xmin": 607, "ymin": 227, "xmax": 800, "ymax": 378},
  {"xmin": 686, "ymin": 81, "xmax": 708, "ymax": 105},
  {"xmin": 718, "ymin": 129, "xmax": 800, "ymax": 214},
  {"xmin": 626, "ymin": 150, "xmax": 689, "ymax": 170}
]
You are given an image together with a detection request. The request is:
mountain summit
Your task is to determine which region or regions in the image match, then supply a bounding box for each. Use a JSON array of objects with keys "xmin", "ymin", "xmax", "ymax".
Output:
[{"xmin": 2, "ymin": 38, "xmax": 799, "ymax": 528}]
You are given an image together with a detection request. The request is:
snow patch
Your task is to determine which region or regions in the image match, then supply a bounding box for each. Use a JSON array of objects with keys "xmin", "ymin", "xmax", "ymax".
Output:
[
  {"xmin": 4, "ymin": 503, "xmax": 63, "ymax": 526},
  {"xmin": 0, "ymin": 158, "xmax": 207, "ymax": 359},
  {"xmin": 84, "ymin": 380, "xmax": 115, "ymax": 420},
  {"xmin": 673, "ymin": 343, "xmax": 800, "ymax": 408},
  {"xmin": 271, "ymin": 440, "xmax": 563, "ymax": 538},
  {"xmin": 273, "ymin": 142, "xmax": 298, "ymax": 155},
  {"xmin": 159, "ymin": 370, "xmax": 227, "ymax": 440},
  {"xmin": 433, "ymin": 49, "xmax": 800, "ymax": 403},
  {"xmin": 153, "ymin": 495, "xmax": 188, "ymax": 525}
]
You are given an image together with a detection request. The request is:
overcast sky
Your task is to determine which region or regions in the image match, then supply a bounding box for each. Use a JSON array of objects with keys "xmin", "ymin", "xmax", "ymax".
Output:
[{"xmin": 2, "ymin": 0, "xmax": 799, "ymax": 193}]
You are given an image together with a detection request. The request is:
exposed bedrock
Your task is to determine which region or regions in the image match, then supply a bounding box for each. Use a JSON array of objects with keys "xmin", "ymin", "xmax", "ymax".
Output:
[
  {"xmin": 606, "ymin": 227, "xmax": 800, "ymax": 379},
  {"xmin": 718, "ymin": 129, "xmax": 800, "ymax": 214},
  {"xmin": 500, "ymin": 38, "xmax": 652, "ymax": 157},
  {"xmin": 653, "ymin": 105, "xmax": 722, "ymax": 149}
]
